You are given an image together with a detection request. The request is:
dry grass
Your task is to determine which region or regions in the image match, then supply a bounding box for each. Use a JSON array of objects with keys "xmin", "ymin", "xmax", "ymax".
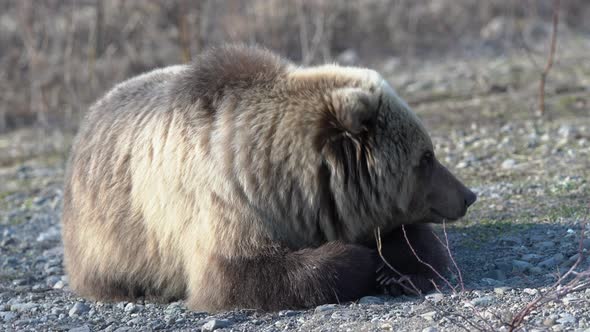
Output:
[{"xmin": 1, "ymin": 0, "xmax": 589, "ymax": 133}]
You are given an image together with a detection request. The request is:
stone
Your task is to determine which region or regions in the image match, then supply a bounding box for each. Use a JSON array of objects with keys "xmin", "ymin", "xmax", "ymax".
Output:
[
  {"xmin": 69, "ymin": 302, "xmax": 90, "ymax": 317},
  {"xmin": 420, "ymin": 311, "xmax": 437, "ymax": 321},
  {"xmin": 539, "ymin": 254, "xmax": 565, "ymax": 268},
  {"xmin": 501, "ymin": 159, "xmax": 516, "ymax": 169},
  {"xmin": 69, "ymin": 325, "xmax": 91, "ymax": 332},
  {"xmin": 512, "ymin": 260, "xmax": 533, "ymax": 272},
  {"xmin": 358, "ymin": 296, "xmax": 386, "ymax": 305},
  {"xmin": 494, "ymin": 287, "xmax": 510, "ymax": 295},
  {"xmin": 53, "ymin": 280, "xmax": 66, "ymax": 289},
  {"xmin": 124, "ymin": 303, "xmax": 140, "ymax": 313},
  {"xmin": 425, "ymin": 293, "xmax": 444, "ymax": 303},
  {"xmin": 0, "ymin": 312, "xmax": 18, "ymax": 322},
  {"xmin": 314, "ymin": 304, "xmax": 338, "ymax": 313},
  {"xmin": 422, "ymin": 327, "xmax": 439, "ymax": 332},
  {"xmin": 278, "ymin": 310, "xmax": 299, "ymax": 317},
  {"xmin": 471, "ymin": 296, "xmax": 494, "ymax": 307},
  {"xmin": 10, "ymin": 303, "xmax": 37, "ymax": 312},
  {"xmin": 201, "ymin": 319, "xmax": 232, "ymax": 332},
  {"xmin": 556, "ymin": 313, "xmax": 576, "ymax": 325}
]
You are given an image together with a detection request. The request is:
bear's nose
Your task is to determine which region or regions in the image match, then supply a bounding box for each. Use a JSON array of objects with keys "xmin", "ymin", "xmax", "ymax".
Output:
[{"xmin": 464, "ymin": 190, "xmax": 477, "ymax": 208}]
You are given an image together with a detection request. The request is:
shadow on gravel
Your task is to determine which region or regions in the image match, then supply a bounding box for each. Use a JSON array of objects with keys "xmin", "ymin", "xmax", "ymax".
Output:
[{"xmin": 448, "ymin": 221, "xmax": 588, "ymax": 292}]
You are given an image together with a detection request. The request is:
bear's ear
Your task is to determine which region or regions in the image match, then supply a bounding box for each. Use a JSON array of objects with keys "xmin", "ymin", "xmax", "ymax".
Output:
[
  {"xmin": 314, "ymin": 88, "xmax": 379, "ymax": 153},
  {"xmin": 329, "ymin": 88, "xmax": 378, "ymax": 135}
]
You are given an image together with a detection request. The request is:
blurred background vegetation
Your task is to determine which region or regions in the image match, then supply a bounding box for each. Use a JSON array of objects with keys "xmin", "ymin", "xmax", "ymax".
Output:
[{"xmin": 1, "ymin": 0, "xmax": 589, "ymax": 133}]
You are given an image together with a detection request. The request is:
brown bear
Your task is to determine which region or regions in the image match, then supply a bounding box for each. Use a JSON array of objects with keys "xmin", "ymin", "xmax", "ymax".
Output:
[{"xmin": 61, "ymin": 44, "xmax": 476, "ymax": 312}]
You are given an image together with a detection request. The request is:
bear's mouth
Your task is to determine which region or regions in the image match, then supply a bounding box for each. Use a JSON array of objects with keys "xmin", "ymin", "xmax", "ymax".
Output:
[{"xmin": 429, "ymin": 208, "xmax": 461, "ymax": 223}]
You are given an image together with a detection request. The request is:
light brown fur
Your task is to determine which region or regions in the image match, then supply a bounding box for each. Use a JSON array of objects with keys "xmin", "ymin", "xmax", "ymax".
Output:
[{"xmin": 61, "ymin": 44, "xmax": 476, "ymax": 312}]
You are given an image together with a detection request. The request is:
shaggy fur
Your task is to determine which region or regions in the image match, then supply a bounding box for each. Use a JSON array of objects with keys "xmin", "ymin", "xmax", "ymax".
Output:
[{"xmin": 61, "ymin": 44, "xmax": 476, "ymax": 312}]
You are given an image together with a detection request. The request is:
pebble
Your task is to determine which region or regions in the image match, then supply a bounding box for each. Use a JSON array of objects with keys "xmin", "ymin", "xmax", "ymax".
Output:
[
  {"xmin": 539, "ymin": 253, "xmax": 565, "ymax": 268},
  {"xmin": 278, "ymin": 310, "xmax": 299, "ymax": 317},
  {"xmin": 69, "ymin": 325, "xmax": 91, "ymax": 332},
  {"xmin": 124, "ymin": 303, "xmax": 141, "ymax": 313},
  {"xmin": 494, "ymin": 287, "xmax": 510, "ymax": 295},
  {"xmin": 36, "ymin": 227, "xmax": 61, "ymax": 243},
  {"xmin": 534, "ymin": 241, "xmax": 555, "ymax": 250},
  {"xmin": 501, "ymin": 159, "xmax": 516, "ymax": 169},
  {"xmin": 556, "ymin": 313, "xmax": 576, "ymax": 325},
  {"xmin": 420, "ymin": 311, "xmax": 437, "ymax": 321},
  {"xmin": 523, "ymin": 288, "xmax": 539, "ymax": 296},
  {"xmin": 512, "ymin": 260, "xmax": 533, "ymax": 272},
  {"xmin": 69, "ymin": 302, "xmax": 90, "ymax": 317},
  {"xmin": 0, "ymin": 312, "xmax": 18, "ymax": 322},
  {"xmin": 10, "ymin": 303, "xmax": 37, "ymax": 312},
  {"xmin": 358, "ymin": 296, "xmax": 386, "ymax": 305},
  {"xmin": 201, "ymin": 319, "xmax": 232, "ymax": 332},
  {"xmin": 53, "ymin": 280, "xmax": 66, "ymax": 289},
  {"xmin": 314, "ymin": 304, "xmax": 338, "ymax": 313},
  {"xmin": 470, "ymin": 296, "xmax": 495, "ymax": 307},
  {"xmin": 422, "ymin": 327, "xmax": 439, "ymax": 332},
  {"xmin": 126, "ymin": 318, "xmax": 142, "ymax": 326},
  {"xmin": 425, "ymin": 293, "xmax": 444, "ymax": 303}
]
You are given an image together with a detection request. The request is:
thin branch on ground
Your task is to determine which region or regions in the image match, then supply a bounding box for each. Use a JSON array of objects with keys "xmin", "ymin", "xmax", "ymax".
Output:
[
  {"xmin": 537, "ymin": 0, "xmax": 561, "ymax": 117},
  {"xmin": 374, "ymin": 227, "xmax": 422, "ymax": 296},
  {"xmin": 400, "ymin": 225, "xmax": 458, "ymax": 293},
  {"xmin": 508, "ymin": 208, "xmax": 589, "ymax": 332}
]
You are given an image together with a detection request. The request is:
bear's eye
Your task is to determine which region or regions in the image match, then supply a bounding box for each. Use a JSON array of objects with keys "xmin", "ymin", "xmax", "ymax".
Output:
[{"xmin": 419, "ymin": 151, "xmax": 434, "ymax": 168}]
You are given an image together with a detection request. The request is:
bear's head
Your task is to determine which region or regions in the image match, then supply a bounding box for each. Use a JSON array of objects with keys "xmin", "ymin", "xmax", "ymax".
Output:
[{"xmin": 298, "ymin": 66, "xmax": 477, "ymax": 235}]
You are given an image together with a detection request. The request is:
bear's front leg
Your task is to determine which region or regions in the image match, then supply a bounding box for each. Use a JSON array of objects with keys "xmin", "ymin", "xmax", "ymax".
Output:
[
  {"xmin": 374, "ymin": 224, "xmax": 451, "ymax": 296},
  {"xmin": 187, "ymin": 242, "xmax": 378, "ymax": 312}
]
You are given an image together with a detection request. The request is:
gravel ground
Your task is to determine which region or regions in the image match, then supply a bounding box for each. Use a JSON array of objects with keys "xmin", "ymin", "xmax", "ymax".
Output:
[{"xmin": 1, "ymin": 51, "xmax": 589, "ymax": 331}]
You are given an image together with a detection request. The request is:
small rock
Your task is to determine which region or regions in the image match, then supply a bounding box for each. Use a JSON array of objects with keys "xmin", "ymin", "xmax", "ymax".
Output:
[
  {"xmin": 521, "ymin": 253, "xmax": 543, "ymax": 262},
  {"xmin": 501, "ymin": 159, "xmax": 516, "ymax": 169},
  {"xmin": 558, "ymin": 124, "xmax": 578, "ymax": 139},
  {"xmin": 358, "ymin": 296, "xmax": 386, "ymax": 305},
  {"xmin": 562, "ymin": 295, "xmax": 580, "ymax": 305},
  {"xmin": 422, "ymin": 327, "xmax": 439, "ymax": 332},
  {"xmin": 539, "ymin": 253, "xmax": 565, "ymax": 268},
  {"xmin": 420, "ymin": 311, "xmax": 437, "ymax": 321},
  {"xmin": 53, "ymin": 280, "xmax": 66, "ymax": 289},
  {"xmin": 69, "ymin": 325, "xmax": 91, "ymax": 332},
  {"xmin": 36, "ymin": 227, "xmax": 61, "ymax": 243},
  {"xmin": 10, "ymin": 303, "xmax": 37, "ymax": 313},
  {"xmin": 543, "ymin": 318, "xmax": 556, "ymax": 326},
  {"xmin": 124, "ymin": 303, "xmax": 140, "ymax": 313},
  {"xmin": 314, "ymin": 304, "xmax": 338, "ymax": 313},
  {"xmin": 494, "ymin": 287, "xmax": 510, "ymax": 295},
  {"xmin": 201, "ymin": 319, "xmax": 232, "ymax": 332},
  {"xmin": 565, "ymin": 253, "xmax": 581, "ymax": 266},
  {"xmin": 126, "ymin": 318, "xmax": 142, "ymax": 326},
  {"xmin": 425, "ymin": 293, "xmax": 444, "ymax": 303},
  {"xmin": 534, "ymin": 241, "xmax": 555, "ymax": 250},
  {"xmin": 512, "ymin": 260, "xmax": 533, "ymax": 272},
  {"xmin": 0, "ymin": 312, "xmax": 18, "ymax": 322},
  {"xmin": 523, "ymin": 288, "xmax": 539, "ymax": 296},
  {"xmin": 556, "ymin": 313, "xmax": 576, "ymax": 325},
  {"xmin": 471, "ymin": 296, "xmax": 495, "ymax": 307},
  {"xmin": 46, "ymin": 276, "xmax": 61, "ymax": 288},
  {"xmin": 499, "ymin": 236, "xmax": 522, "ymax": 246},
  {"xmin": 69, "ymin": 302, "xmax": 90, "ymax": 317},
  {"xmin": 278, "ymin": 310, "xmax": 299, "ymax": 317}
]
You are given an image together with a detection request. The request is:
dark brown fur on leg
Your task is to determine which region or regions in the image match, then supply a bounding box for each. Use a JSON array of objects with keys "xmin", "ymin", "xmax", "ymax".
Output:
[
  {"xmin": 372, "ymin": 224, "xmax": 450, "ymax": 296},
  {"xmin": 189, "ymin": 242, "xmax": 378, "ymax": 312}
]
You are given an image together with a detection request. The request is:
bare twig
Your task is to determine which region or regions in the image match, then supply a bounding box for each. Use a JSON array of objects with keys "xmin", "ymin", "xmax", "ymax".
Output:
[
  {"xmin": 537, "ymin": 0, "xmax": 560, "ymax": 116},
  {"xmin": 401, "ymin": 225, "xmax": 458, "ymax": 292},
  {"xmin": 374, "ymin": 227, "xmax": 422, "ymax": 296},
  {"xmin": 508, "ymin": 211, "xmax": 589, "ymax": 332}
]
